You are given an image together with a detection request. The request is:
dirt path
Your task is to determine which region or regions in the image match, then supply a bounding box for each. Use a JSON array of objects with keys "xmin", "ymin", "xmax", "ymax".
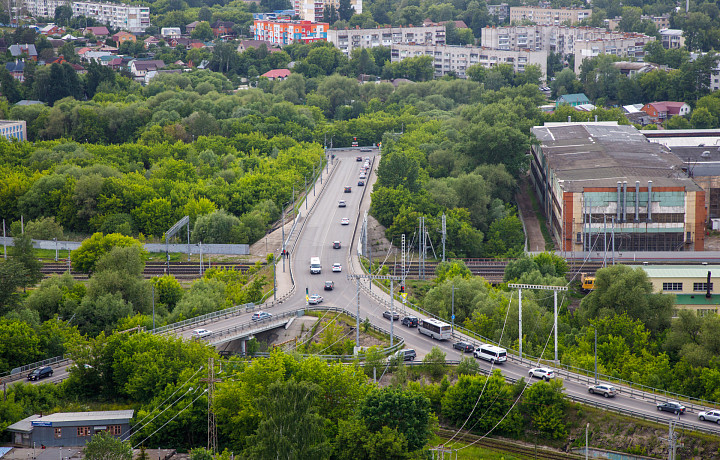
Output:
[{"xmin": 516, "ymin": 177, "xmax": 551, "ymax": 253}]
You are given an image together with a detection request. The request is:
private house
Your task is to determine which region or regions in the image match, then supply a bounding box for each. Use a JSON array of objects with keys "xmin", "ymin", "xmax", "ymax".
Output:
[
  {"xmin": 7, "ymin": 410, "xmax": 134, "ymax": 447},
  {"xmin": 112, "ymin": 31, "xmax": 136, "ymax": 44},
  {"xmin": 9, "ymin": 44, "xmax": 37, "ymax": 61},
  {"xmin": 39, "ymin": 24, "xmax": 64, "ymax": 36},
  {"xmin": 83, "ymin": 26, "xmax": 109, "ymax": 37},
  {"xmin": 144, "ymin": 36, "xmax": 161, "ymax": 48},
  {"xmin": 555, "ymin": 93, "xmax": 590, "ymax": 108},
  {"xmin": 211, "ymin": 20, "xmax": 235, "ymax": 37},
  {"xmin": 641, "ymin": 101, "xmax": 691, "ymax": 123},
  {"xmin": 129, "ymin": 59, "xmax": 166, "ymax": 80},
  {"xmin": 237, "ymin": 39, "xmax": 277, "ymax": 52},
  {"xmin": 186, "ymin": 21, "xmax": 200, "ymax": 34},
  {"xmin": 5, "ymin": 60, "xmax": 25, "ymax": 81},
  {"xmin": 261, "ymin": 68, "xmax": 291, "ymax": 80},
  {"xmin": 161, "ymin": 27, "xmax": 181, "ymax": 38}
]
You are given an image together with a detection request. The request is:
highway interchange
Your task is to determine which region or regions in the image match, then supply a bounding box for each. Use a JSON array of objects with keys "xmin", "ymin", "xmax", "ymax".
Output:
[{"xmin": 13, "ymin": 147, "xmax": 720, "ymax": 437}]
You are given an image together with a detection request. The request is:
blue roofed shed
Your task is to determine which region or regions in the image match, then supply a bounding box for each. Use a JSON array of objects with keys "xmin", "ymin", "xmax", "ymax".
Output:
[{"xmin": 555, "ymin": 93, "xmax": 590, "ymax": 107}]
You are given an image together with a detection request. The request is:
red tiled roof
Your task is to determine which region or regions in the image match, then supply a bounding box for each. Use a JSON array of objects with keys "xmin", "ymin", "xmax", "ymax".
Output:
[
  {"xmin": 649, "ymin": 101, "xmax": 687, "ymax": 115},
  {"xmin": 261, "ymin": 68, "xmax": 291, "ymax": 78}
]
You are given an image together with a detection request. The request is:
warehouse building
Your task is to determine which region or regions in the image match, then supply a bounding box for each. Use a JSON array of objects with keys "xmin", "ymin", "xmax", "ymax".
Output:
[
  {"xmin": 530, "ymin": 122, "xmax": 706, "ymax": 253},
  {"xmin": 636, "ymin": 265, "xmax": 720, "ymax": 315},
  {"xmin": 7, "ymin": 410, "xmax": 134, "ymax": 447}
]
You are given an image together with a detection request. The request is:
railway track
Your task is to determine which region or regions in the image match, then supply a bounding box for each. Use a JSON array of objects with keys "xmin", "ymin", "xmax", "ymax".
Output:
[
  {"xmin": 40, "ymin": 262, "xmax": 263, "ymax": 280},
  {"xmin": 435, "ymin": 428, "xmax": 584, "ymax": 459}
]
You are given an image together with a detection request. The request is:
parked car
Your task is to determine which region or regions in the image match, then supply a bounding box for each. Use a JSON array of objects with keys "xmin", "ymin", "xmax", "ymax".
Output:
[
  {"xmin": 332, "ymin": 263, "xmax": 342, "ymax": 272},
  {"xmin": 382, "ymin": 310, "xmax": 400, "ymax": 320},
  {"xmin": 698, "ymin": 409, "xmax": 720, "ymax": 423},
  {"xmin": 588, "ymin": 384, "xmax": 617, "ymax": 398},
  {"xmin": 358, "ymin": 180, "xmax": 365, "ymax": 186},
  {"xmin": 338, "ymin": 200, "xmax": 346, "ymax": 207},
  {"xmin": 657, "ymin": 401, "xmax": 685, "ymax": 415},
  {"xmin": 341, "ymin": 217, "xmax": 350, "ymax": 225},
  {"xmin": 251, "ymin": 311, "xmax": 272, "ymax": 322},
  {"xmin": 191, "ymin": 328, "xmax": 212, "ymax": 338},
  {"xmin": 333, "ymin": 241, "xmax": 341, "ymax": 249},
  {"xmin": 27, "ymin": 366, "xmax": 53, "ymax": 381},
  {"xmin": 394, "ymin": 349, "xmax": 416, "ymax": 361},
  {"xmin": 401, "ymin": 316, "xmax": 418, "ymax": 327},
  {"xmin": 324, "ymin": 280, "xmax": 334, "ymax": 290},
  {"xmin": 528, "ymin": 367, "xmax": 555, "ymax": 381},
  {"xmin": 453, "ymin": 342, "xmax": 474, "ymax": 353},
  {"xmin": 308, "ymin": 294, "xmax": 323, "ymax": 305},
  {"xmin": 344, "ymin": 186, "xmax": 352, "ymax": 193}
]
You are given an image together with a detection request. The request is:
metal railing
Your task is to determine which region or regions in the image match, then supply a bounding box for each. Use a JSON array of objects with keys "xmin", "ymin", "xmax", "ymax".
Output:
[
  {"xmin": 151, "ymin": 302, "xmax": 256, "ymax": 335},
  {"xmin": 4, "ymin": 355, "xmax": 72, "ymax": 379}
]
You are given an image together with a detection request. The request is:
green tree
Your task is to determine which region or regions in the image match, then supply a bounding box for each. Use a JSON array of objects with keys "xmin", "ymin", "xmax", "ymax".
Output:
[
  {"xmin": 245, "ymin": 380, "xmax": 331, "ymax": 460},
  {"xmin": 191, "ymin": 21, "xmax": 214, "ymax": 41},
  {"xmin": 151, "ymin": 275, "xmax": 183, "ymax": 311},
  {"xmin": 359, "ymin": 387, "xmax": 434, "ymax": 452},
  {"xmin": 10, "ymin": 221, "xmax": 42, "ymax": 288},
  {"xmin": 192, "ymin": 209, "xmax": 241, "ymax": 244},
  {"xmin": 521, "ymin": 379, "xmax": 567, "ymax": 439},
  {"xmin": 24, "ymin": 216, "xmax": 64, "ymax": 240},
  {"xmin": 0, "ymin": 260, "xmax": 28, "ymax": 313},
  {"xmin": 71, "ymin": 232, "xmax": 146, "ymax": 273},
  {"xmin": 422, "ymin": 346, "xmax": 447, "ymax": 380},
  {"xmin": 691, "ymin": 107, "xmax": 718, "ymax": 129},
  {"xmin": 83, "ymin": 430, "xmax": 132, "ymax": 460}
]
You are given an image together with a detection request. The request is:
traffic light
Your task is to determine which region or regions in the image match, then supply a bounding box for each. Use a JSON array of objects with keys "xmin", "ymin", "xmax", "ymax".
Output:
[
  {"xmin": 400, "ymin": 285, "xmax": 405, "ymax": 293},
  {"xmin": 306, "ymin": 287, "xmax": 309, "ymax": 295}
]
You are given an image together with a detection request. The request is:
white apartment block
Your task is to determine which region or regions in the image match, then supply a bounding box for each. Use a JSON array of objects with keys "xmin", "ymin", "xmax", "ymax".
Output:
[
  {"xmin": 24, "ymin": 0, "xmax": 66, "ymax": 18},
  {"xmin": 509, "ymin": 6, "xmax": 591, "ymax": 25},
  {"xmin": 294, "ymin": 0, "xmax": 361, "ymax": 22},
  {"xmin": 390, "ymin": 44, "xmax": 547, "ymax": 80},
  {"xmin": 72, "ymin": 1, "xmax": 150, "ymax": 32},
  {"xmin": 481, "ymin": 25, "xmax": 653, "ymax": 57},
  {"xmin": 574, "ymin": 34, "xmax": 654, "ymax": 72},
  {"xmin": 328, "ymin": 25, "xmax": 445, "ymax": 56},
  {"xmin": 659, "ymin": 28, "xmax": 684, "ymax": 49},
  {"xmin": 0, "ymin": 120, "xmax": 27, "ymax": 141}
]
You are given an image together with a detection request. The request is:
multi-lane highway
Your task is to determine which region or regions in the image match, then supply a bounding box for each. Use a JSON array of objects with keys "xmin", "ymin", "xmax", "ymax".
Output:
[{"xmin": 11, "ymin": 147, "xmax": 720, "ymax": 436}]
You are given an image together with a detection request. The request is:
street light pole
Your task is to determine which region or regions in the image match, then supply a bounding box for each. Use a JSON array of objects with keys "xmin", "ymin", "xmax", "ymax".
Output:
[{"xmin": 281, "ymin": 205, "xmax": 286, "ymax": 273}]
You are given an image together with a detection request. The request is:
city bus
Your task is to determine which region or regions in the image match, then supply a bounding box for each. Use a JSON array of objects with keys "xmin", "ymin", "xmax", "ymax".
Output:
[{"xmin": 418, "ymin": 318, "xmax": 452, "ymax": 341}]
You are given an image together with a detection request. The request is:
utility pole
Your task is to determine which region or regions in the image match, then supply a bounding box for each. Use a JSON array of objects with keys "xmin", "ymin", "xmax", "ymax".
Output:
[
  {"xmin": 594, "ymin": 327, "xmax": 598, "ymax": 384},
  {"xmin": 200, "ymin": 358, "xmax": 221, "ymax": 454},
  {"xmin": 509, "ymin": 283, "xmax": 568, "ymax": 361},
  {"xmin": 451, "ymin": 284, "xmax": 455, "ymax": 333},
  {"xmin": 348, "ymin": 274, "xmax": 403, "ymax": 349},
  {"xmin": 662, "ymin": 420, "xmax": 680, "ymax": 460},
  {"xmin": 441, "ymin": 213, "xmax": 446, "ymax": 262},
  {"xmin": 281, "ymin": 205, "xmax": 286, "ymax": 273},
  {"xmin": 401, "ymin": 234, "xmax": 406, "ymax": 315}
]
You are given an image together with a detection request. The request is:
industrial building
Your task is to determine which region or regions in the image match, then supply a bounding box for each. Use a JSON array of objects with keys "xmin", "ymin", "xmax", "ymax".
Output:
[
  {"xmin": 7, "ymin": 410, "xmax": 134, "ymax": 447},
  {"xmin": 530, "ymin": 122, "xmax": 706, "ymax": 253},
  {"xmin": 636, "ymin": 265, "xmax": 720, "ymax": 315}
]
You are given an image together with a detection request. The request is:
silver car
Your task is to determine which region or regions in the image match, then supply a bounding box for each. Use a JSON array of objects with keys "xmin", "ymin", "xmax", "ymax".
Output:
[
  {"xmin": 699, "ymin": 409, "xmax": 720, "ymax": 423},
  {"xmin": 588, "ymin": 384, "xmax": 617, "ymax": 398},
  {"xmin": 528, "ymin": 367, "xmax": 555, "ymax": 381}
]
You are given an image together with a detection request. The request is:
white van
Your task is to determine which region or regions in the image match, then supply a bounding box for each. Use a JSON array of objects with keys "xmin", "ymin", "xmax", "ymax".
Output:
[
  {"xmin": 473, "ymin": 344, "xmax": 507, "ymax": 364},
  {"xmin": 310, "ymin": 257, "xmax": 321, "ymax": 274}
]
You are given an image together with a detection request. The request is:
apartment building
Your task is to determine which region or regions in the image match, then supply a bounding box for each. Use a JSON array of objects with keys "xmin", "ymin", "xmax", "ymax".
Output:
[
  {"xmin": 294, "ymin": 0, "xmax": 362, "ymax": 22},
  {"xmin": 71, "ymin": 2, "xmax": 149, "ymax": 32},
  {"xmin": 574, "ymin": 33, "xmax": 653, "ymax": 72},
  {"xmin": 253, "ymin": 19, "xmax": 329, "ymax": 45},
  {"xmin": 390, "ymin": 43, "xmax": 547, "ymax": 79},
  {"xmin": 530, "ymin": 122, "xmax": 705, "ymax": 253},
  {"xmin": 23, "ymin": 0, "xmax": 66, "ymax": 18},
  {"xmin": 328, "ymin": 25, "xmax": 445, "ymax": 56},
  {"xmin": 0, "ymin": 120, "xmax": 27, "ymax": 141},
  {"xmin": 487, "ymin": 3, "xmax": 509, "ymax": 22},
  {"xmin": 659, "ymin": 28, "xmax": 684, "ymax": 49},
  {"xmin": 509, "ymin": 6, "xmax": 591, "ymax": 25}
]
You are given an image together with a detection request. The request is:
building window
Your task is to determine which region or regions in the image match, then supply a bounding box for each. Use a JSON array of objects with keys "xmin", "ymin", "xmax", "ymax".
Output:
[
  {"xmin": 662, "ymin": 282, "xmax": 683, "ymax": 291},
  {"xmin": 54, "ymin": 428, "xmax": 62, "ymax": 439},
  {"xmin": 109, "ymin": 425, "xmax": 122, "ymax": 435},
  {"xmin": 78, "ymin": 426, "xmax": 91, "ymax": 437},
  {"xmin": 693, "ymin": 283, "xmax": 713, "ymax": 292},
  {"xmin": 698, "ymin": 308, "xmax": 718, "ymax": 317}
]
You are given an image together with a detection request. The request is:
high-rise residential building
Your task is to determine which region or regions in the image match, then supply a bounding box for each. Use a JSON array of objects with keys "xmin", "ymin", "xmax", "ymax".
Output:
[
  {"xmin": 294, "ymin": 0, "xmax": 362, "ymax": 22},
  {"xmin": 253, "ymin": 19, "xmax": 329, "ymax": 45},
  {"xmin": 509, "ymin": 6, "xmax": 591, "ymax": 25},
  {"xmin": 574, "ymin": 34, "xmax": 652, "ymax": 72},
  {"xmin": 390, "ymin": 43, "xmax": 547, "ymax": 79},
  {"xmin": 327, "ymin": 25, "xmax": 446, "ymax": 56},
  {"xmin": 72, "ymin": 2, "xmax": 150, "ymax": 33},
  {"xmin": 487, "ymin": 3, "xmax": 509, "ymax": 22}
]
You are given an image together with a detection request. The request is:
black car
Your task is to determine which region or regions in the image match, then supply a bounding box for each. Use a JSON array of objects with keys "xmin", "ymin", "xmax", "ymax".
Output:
[
  {"xmin": 401, "ymin": 316, "xmax": 418, "ymax": 327},
  {"xmin": 358, "ymin": 180, "xmax": 365, "ymax": 186},
  {"xmin": 27, "ymin": 366, "xmax": 53, "ymax": 381},
  {"xmin": 356, "ymin": 156, "xmax": 362, "ymax": 161},
  {"xmin": 344, "ymin": 186, "xmax": 352, "ymax": 193},
  {"xmin": 453, "ymin": 342, "xmax": 474, "ymax": 353},
  {"xmin": 382, "ymin": 310, "xmax": 400, "ymax": 321},
  {"xmin": 657, "ymin": 401, "xmax": 686, "ymax": 415},
  {"xmin": 324, "ymin": 280, "xmax": 334, "ymax": 291}
]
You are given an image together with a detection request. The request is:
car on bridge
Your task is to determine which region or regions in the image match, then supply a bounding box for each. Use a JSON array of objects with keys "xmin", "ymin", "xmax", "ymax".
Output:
[
  {"xmin": 528, "ymin": 367, "xmax": 555, "ymax": 381},
  {"xmin": 191, "ymin": 328, "xmax": 212, "ymax": 339},
  {"xmin": 588, "ymin": 383, "xmax": 617, "ymax": 398},
  {"xmin": 453, "ymin": 342, "xmax": 474, "ymax": 353},
  {"xmin": 324, "ymin": 281, "xmax": 334, "ymax": 290},
  {"xmin": 338, "ymin": 200, "xmax": 346, "ymax": 207},
  {"xmin": 308, "ymin": 294, "xmax": 324, "ymax": 305},
  {"xmin": 344, "ymin": 186, "xmax": 352, "ymax": 193},
  {"xmin": 251, "ymin": 311, "xmax": 272, "ymax": 322},
  {"xmin": 333, "ymin": 241, "xmax": 341, "ymax": 249},
  {"xmin": 341, "ymin": 218, "xmax": 350, "ymax": 225},
  {"xmin": 27, "ymin": 366, "xmax": 53, "ymax": 381},
  {"xmin": 358, "ymin": 180, "xmax": 365, "ymax": 186},
  {"xmin": 356, "ymin": 156, "xmax": 362, "ymax": 161},
  {"xmin": 332, "ymin": 263, "xmax": 342, "ymax": 272},
  {"xmin": 657, "ymin": 401, "xmax": 685, "ymax": 415},
  {"xmin": 383, "ymin": 310, "xmax": 400, "ymax": 321},
  {"xmin": 401, "ymin": 316, "xmax": 418, "ymax": 327},
  {"xmin": 699, "ymin": 409, "xmax": 720, "ymax": 423}
]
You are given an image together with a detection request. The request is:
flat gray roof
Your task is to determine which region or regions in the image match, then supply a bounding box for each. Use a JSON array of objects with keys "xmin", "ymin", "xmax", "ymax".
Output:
[
  {"xmin": 6, "ymin": 411, "xmax": 134, "ymax": 432},
  {"xmin": 532, "ymin": 122, "xmax": 703, "ymax": 192}
]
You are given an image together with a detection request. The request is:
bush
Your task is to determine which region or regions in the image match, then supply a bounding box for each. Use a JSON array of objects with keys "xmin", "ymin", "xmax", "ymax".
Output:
[
  {"xmin": 25, "ymin": 216, "xmax": 64, "ymax": 240},
  {"xmin": 422, "ymin": 346, "xmax": 447, "ymax": 380}
]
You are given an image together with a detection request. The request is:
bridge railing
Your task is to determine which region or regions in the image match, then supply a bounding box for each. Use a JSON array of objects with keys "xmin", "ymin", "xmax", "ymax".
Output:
[{"xmin": 150, "ymin": 302, "xmax": 256, "ymax": 335}]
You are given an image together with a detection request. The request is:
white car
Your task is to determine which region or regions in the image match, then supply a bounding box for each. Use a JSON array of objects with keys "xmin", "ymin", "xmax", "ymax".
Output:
[
  {"xmin": 341, "ymin": 218, "xmax": 350, "ymax": 225},
  {"xmin": 308, "ymin": 294, "xmax": 323, "ymax": 305},
  {"xmin": 528, "ymin": 367, "xmax": 555, "ymax": 381},
  {"xmin": 192, "ymin": 328, "xmax": 212, "ymax": 339},
  {"xmin": 332, "ymin": 263, "xmax": 342, "ymax": 272},
  {"xmin": 699, "ymin": 409, "xmax": 720, "ymax": 423}
]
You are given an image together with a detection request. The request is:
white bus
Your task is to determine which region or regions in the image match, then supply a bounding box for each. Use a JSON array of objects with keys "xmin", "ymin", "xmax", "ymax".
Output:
[
  {"xmin": 473, "ymin": 344, "xmax": 507, "ymax": 364},
  {"xmin": 310, "ymin": 257, "xmax": 321, "ymax": 274},
  {"xmin": 418, "ymin": 318, "xmax": 452, "ymax": 340}
]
